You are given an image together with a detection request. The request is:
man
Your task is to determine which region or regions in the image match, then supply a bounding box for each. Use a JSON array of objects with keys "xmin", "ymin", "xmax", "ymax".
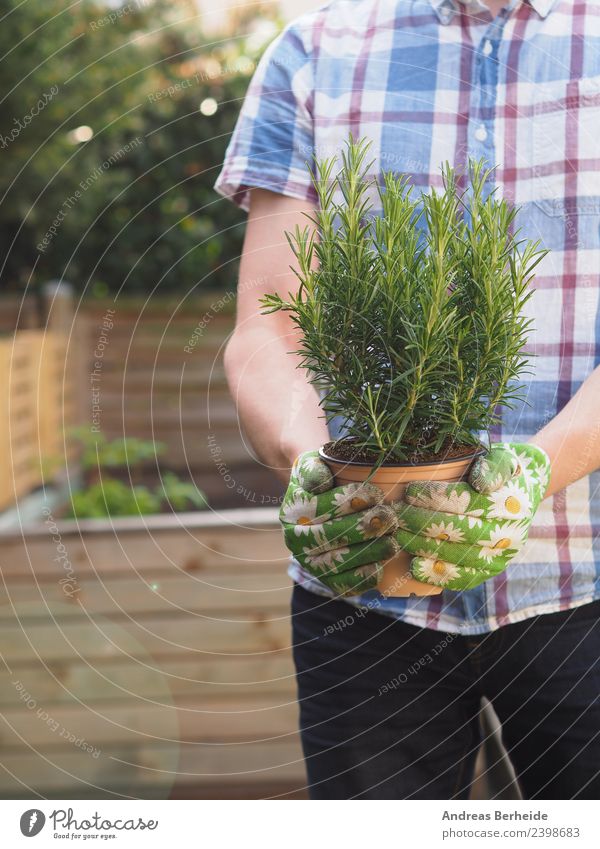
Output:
[{"xmin": 214, "ymin": 0, "xmax": 600, "ymax": 798}]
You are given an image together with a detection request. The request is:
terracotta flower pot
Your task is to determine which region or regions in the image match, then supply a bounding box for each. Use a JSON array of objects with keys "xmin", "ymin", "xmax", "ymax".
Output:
[{"xmin": 319, "ymin": 445, "xmax": 485, "ymax": 597}]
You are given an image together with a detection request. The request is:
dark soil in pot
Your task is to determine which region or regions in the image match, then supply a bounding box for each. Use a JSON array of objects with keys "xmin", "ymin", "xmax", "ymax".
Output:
[{"xmin": 322, "ymin": 438, "xmax": 484, "ymax": 466}]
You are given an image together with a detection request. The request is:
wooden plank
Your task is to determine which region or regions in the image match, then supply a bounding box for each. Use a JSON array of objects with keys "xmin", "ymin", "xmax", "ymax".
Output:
[
  {"xmin": 38, "ymin": 333, "xmax": 71, "ymax": 463},
  {"xmin": 10, "ymin": 507, "xmax": 278, "ymax": 535},
  {"xmin": 0, "ymin": 739, "xmax": 306, "ymax": 796},
  {"xmin": 0, "ymin": 342, "xmax": 10, "ymax": 509},
  {"xmin": 0, "ymin": 655, "xmax": 296, "ymax": 708},
  {"xmin": 80, "ymin": 335, "xmax": 231, "ymax": 356},
  {"xmin": 0, "ymin": 696, "xmax": 300, "ymax": 749},
  {"xmin": 0, "ymin": 611, "xmax": 292, "ymax": 665},
  {"xmin": 0, "ymin": 513, "xmax": 286, "ymax": 578},
  {"xmin": 37, "ymin": 335, "xmax": 54, "ymax": 453},
  {"xmin": 97, "ymin": 385, "xmax": 225, "ymax": 403},
  {"xmin": 97, "ymin": 384, "xmax": 233, "ymax": 402},
  {"xmin": 81, "ymin": 316, "xmax": 234, "ymax": 333},
  {"xmin": 0, "ymin": 330, "xmax": 74, "ymax": 510},
  {"xmin": 87, "ymin": 350, "xmax": 227, "ymax": 369},
  {"xmin": 0, "ymin": 571, "xmax": 293, "ymax": 620},
  {"xmin": 5, "ymin": 333, "xmax": 38, "ymax": 507},
  {"xmin": 81, "ymin": 296, "xmax": 236, "ymax": 314},
  {"xmin": 171, "ymin": 782, "xmax": 307, "ymax": 800},
  {"xmin": 82, "ymin": 316, "xmax": 233, "ymax": 334},
  {"xmin": 101, "ymin": 415, "xmax": 242, "ymax": 432},
  {"xmin": 0, "ymin": 546, "xmax": 287, "ymax": 580},
  {"xmin": 0, "ymin": 541, "xmax": 287, "ymax": 580},
  {"xmin": 0, "ymin": 297, "xmax": 40, "ymax": 332}
]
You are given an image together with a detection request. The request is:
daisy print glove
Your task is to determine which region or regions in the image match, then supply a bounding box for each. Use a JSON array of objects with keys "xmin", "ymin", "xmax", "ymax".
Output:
[
  {"xmin": 393, "ymin": 443, "xmax": 551, "ymax": 591},
  {"xmin": 280, "ymin": 450, "xmax": 398, "ymax": 596}
]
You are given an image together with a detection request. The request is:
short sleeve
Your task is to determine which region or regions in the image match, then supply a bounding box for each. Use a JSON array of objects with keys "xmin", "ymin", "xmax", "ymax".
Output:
[{"xmin": 213, "ymin": 22, "xmax": 316, "ymax": 212}]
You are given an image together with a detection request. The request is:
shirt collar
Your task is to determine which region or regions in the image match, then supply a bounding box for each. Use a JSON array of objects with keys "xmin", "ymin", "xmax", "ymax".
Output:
[{"xmin": 430, "ymin": 0, "xmax": 559, "ymax": 24}]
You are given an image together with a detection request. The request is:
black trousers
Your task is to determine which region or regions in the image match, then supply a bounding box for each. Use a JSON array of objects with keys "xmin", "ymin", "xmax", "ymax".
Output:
[{"xmin": 291, "ymin": 583, "xmax": 600, "ymax": 799}]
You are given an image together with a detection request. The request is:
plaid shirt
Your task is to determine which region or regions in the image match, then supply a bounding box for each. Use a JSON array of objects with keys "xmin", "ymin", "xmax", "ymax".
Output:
[{"xmin": 214, "ymin": 0, "xmax": 600, "ymax": 634}]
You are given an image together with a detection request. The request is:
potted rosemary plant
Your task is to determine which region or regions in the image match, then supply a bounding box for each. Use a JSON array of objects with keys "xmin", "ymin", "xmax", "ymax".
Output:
[{"xmin": 262, "ymin": 137, "xmax": 546, "ymax": 596}]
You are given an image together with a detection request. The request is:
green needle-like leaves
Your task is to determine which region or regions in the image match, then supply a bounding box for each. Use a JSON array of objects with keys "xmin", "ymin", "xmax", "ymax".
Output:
[{"xmin": 261, "ymin": 136, "xmax": 547, "ymax": 462}]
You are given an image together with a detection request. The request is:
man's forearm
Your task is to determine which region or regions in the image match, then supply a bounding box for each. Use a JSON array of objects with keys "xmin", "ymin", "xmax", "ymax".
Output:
[
  {"xmin": 225, "ymin": 189, "xmax": 329, "ymax": 484},
  {"xmin": 224, "ymin": 325, "xmax": 329, "ymax": 484},
  {"xmin": 529, "ymin": 364, "xmax": 600, "ymax": 498}
]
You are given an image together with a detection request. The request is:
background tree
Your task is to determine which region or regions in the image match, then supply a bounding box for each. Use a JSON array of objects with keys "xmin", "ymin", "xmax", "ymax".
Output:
[{"xmin": 0, "ymin": 0, "xmax": 279, "ymax": 295}]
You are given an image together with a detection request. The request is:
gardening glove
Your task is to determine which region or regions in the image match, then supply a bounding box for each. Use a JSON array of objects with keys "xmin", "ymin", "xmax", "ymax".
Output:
[
  {"xmin": 280, "ymin": 450, "xmax": 398, "ymax": 596},
  {"xmin": 393, "ymin": 443, "xmax": 551, "ymax": 591}
]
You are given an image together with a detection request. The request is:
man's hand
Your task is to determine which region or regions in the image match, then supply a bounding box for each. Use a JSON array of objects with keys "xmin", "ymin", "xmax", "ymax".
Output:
[
  {"xmin": 280, "ymin": 450, "xmax": 398, "ymax": 596},
  {"xmin": 393, "ymin": 443, "xmax": 551, "ymax": 590}
]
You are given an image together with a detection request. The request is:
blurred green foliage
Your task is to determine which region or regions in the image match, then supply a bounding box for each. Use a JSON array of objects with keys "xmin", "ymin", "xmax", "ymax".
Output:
[
  {"xmin": 68, "ymin": 479, "xmax": 163, "ymax": 518},
  {"xmin": 67, "ymin": 429, "xmax": 207, "ymax": 517},
  {"xmin": 0, "ymin": 0, "xmax": 280, "ymax": 295},
  {"xmin": 74, "ymin": 430, "xmax": 165, "ymax": 469}
]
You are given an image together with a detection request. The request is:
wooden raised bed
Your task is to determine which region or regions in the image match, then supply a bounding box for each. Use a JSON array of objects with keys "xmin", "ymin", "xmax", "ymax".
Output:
[{"xmin": 0, "ymin": 509, "xmax": 307, "ymax": 799}]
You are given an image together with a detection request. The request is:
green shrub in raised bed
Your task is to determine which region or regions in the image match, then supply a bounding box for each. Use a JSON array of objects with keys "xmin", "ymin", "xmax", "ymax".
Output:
[{"xmin": 67, "ymin": 430, "xmax": 207, "ymax": 518}]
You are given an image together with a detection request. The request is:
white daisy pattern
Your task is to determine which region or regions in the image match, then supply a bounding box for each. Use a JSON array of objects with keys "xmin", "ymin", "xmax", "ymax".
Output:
[
  {"xmin": 424, "ymin": 520, "xmax": 465, "ymax": 544},
  {"xmin": 536, "ymin": 462, "xmax": 551, "ymax": 494},
  {"xmin": 487, "ymin": 482, "xmax": 531, "ymax": 520},
  {"xmin": 414, "ymin": 558, "xmax": 461, "ymax": 586},
  {"xmin": 477, "ymin": 523, "xmax": 526, "ymax": 562},
  {"xmin": 410, "ymin": 486, "xmax": 473, "ymax": 515},
  {"xmin": 466, "ymin": 512, "xmax": 484, "ymax": 529},
  {"xmin": 281, "ymin": 495, "xmax": 319, "ymax": 534},
  {"xmin": 332, "ymin": 484, "xmax": 366, "ymax": 513},
  {"xmin": 303, "ymin": 526, "xmax": 330, "ymax": 553},
  {"xmin": 513, "ymin": 448, "xmax": 539, "ymax": 489},
  {"xmin": 303, "ymin": 546, "xmax": 350, "ymax": 570}
]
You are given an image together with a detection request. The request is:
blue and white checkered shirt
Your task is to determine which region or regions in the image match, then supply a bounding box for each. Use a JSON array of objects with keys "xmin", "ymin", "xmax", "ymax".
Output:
[{"xmin": 214, "ymin": 0, "xmax": 600, "ymax": 634}]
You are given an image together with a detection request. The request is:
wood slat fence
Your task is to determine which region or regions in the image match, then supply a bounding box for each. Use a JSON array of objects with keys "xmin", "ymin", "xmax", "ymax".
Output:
[
  {"xmin": 0, "ymin": 293, "xmax": 282, "ymax": 511},
  {"xmin": 0, "ymin": 330, "xmax": 76, "ymax": 510},
  {"xmin": 78, "ymin": 298, "xmax": 245, "ymax": 471}
]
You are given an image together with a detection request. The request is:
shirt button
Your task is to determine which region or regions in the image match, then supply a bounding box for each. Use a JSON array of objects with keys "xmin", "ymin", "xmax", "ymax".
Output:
[
  {"xmin": 475, "ymin": 124, "xmax": 488, "ymax": 141},
  {"xmin": 482, "ymin": 39, "xmax": 493, "ymax": 56},
  {"xmin": 439, "ymin": 0, "xmax": 455, "ymax": 22}
]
